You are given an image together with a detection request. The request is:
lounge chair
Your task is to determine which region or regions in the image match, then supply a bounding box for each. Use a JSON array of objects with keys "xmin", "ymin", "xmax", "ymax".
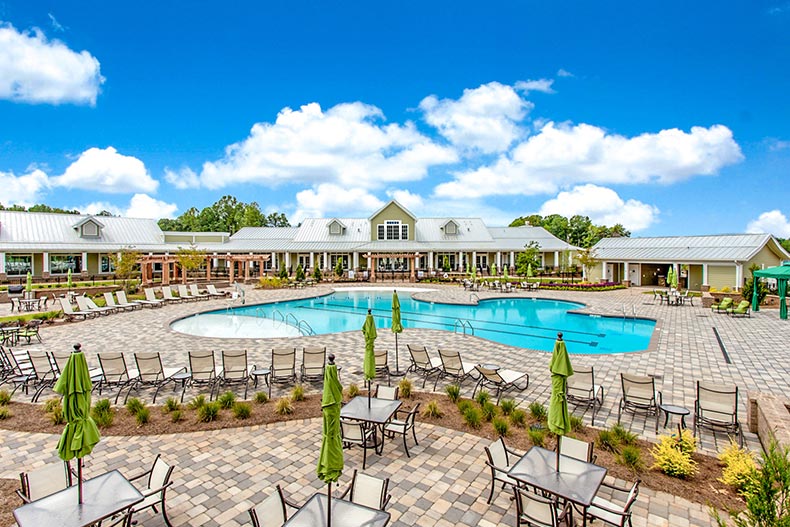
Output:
[
  {"xmin": 484, "ymin": 437, "xmax": 521, "ymax": 504},
  {"xmin": 513, "ymin": 486, "xmax": 572, "ymax": 527},
  {"xmin": 96, "ymin": 352, "xmax": 139, "ymax": 404},
  {"xmin": 617, "ymin": 373, "xmax": 662, "ymax": 431},
  {"xmin": 126, "ymin": 454, "xmax": 176, "ymax": 527},
  {"xmin": 189, "ymin": 283, "xmax": 211, "ymax": 300},
  {"xmin": 585, "ymin": 480, "xmax": 640, "ymax": 527},
  {"xmin": 340, "ymin": 419, "xmax": 377, "ymax": 469},
  {"xmin": 374, "ymin": 349, "xmax": 391, "ymax": 386},
  {"xmin": 433, "ymin": 349, "xmax": 479, "ymax": 390},
  {"xmin": 693, "ymin": 381, "xmax": 743, "ymax": 446},
  {"xmin": 248, "ymin": 485, "xmax": 300, "ymax": 527},
  {"xmin": 51, "ymin": 350, "xmax": 102, "ymax": 381},
  {"xmin": 338, "ymin": 469, "xmax": 392, "ymax": 511},
  {"xmin": 120, "ymin": 290, "xmax": 158, "ymax": 309},
  {"xmin": 270, "ymin": 348, "xmax": 297, "ymax": 396},
  {"xmin": 727, "ymin": 300, "xmax": 751, "ymax": 318},
  {"xmin": 406, "ymin": 345, "xmax": 442, "ymax": 388},
  {"xmin": 218, "ymin": 349, "xmax": 251, "ymax": 399},
  {"xmin": 383, "ymin": 403, "xmax": 420, "ymax": 457},
  {"xmin": 143, "ymin": 288, "xmax": 167, "ymax": 307},
  {"xmin": 26, "ymin": 350, "xmax": 58, "ymax": 402},
  {"xmin": 206, "ymin": 284, "xmax": 229, "ymax": 298},
  {"xmin": 300, "ymin": 346, "xmax": 326, "ymax": 382},
  {"xmin": 0, "ymin": 346, "xmax": 33, "ymax": 396},
  {"xmin": 18, "ymin": 320, "xmax": 43, "ymax": 344},
  {"xmin": 567, "ymin": 366, "xmax": 604, "ymax": 424},
  {"xmin": 58, "ymin": 297, "xmax": 94, "ymax": 321},
  {"xmin": 472, "ymin": 364, "xmax": 529, "ymax": 404},
  {"xmin": 75, "ymin": 295, "xmax": 115, "ymax": 316},
  {"xmin": 161, "ymin": 286, "xmax": 183, "ymax": 304},
  {"xmin": 103, "ymin": 292, "xmax": 137, "ymax": 312},
  {"xmin": 183, "ymin": 350, "xmax": 220, "ymax": 402},
  {"xmin": 16, "ymin": 461, "xmax": 73, "ymax": 503},
  {"xmin": 711, "ymin": 297, "xmax": 733, "ymax": 313},
  {"xmin": 176, "ymin": 284, "xmax": 199, "ymax": 302},
  {"xmin": 129, "ymin": 352, "xmax": 187, "ymax": 404}
]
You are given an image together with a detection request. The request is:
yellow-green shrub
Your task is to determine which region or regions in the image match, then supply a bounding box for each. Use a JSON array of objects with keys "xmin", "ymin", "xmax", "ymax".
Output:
[
  {"xmin": 718, "ymin": 441, "xmax": 758, "ymax": 493},
  {"xmin": 651, "ymin": 434, "xmax": 697, "ymax": 479}
]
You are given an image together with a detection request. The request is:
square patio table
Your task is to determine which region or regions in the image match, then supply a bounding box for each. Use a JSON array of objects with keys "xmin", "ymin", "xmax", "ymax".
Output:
[
  {"xmin": 341, "ymin": 396, "xmax": 402, "ymax": 454},
  {"xmin": 508, "ymin": 446, "xmax": 607, "ymax": 526},
  {"xmin": 283, "ymin": 492, "xmax": 390, "ymax": 527},
  {"xmin": 14, "ymin": 469, "xmax": 144, "ymax": 527}
]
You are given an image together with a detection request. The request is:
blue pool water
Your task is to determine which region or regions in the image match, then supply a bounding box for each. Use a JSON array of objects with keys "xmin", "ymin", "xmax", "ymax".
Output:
[{"xmin": 174, "ymin": 290, "xmax": 655, "ymax": 354}]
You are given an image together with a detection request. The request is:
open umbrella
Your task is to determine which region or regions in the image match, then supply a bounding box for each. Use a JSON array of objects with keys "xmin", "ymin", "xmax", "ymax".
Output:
[
  {"xmin": 391, "ymin": 290, "xmax": 404, "ymax": 376},
  {"xmin": 548, "ymin": 333, "xmax": 573, "ymax": 469},
  {"xmin": 362, "ymin": 309, "xmax": 377, "ymax": 408},
  {"xmin": 54, "ymin": 343, "xmax": 101, "ymax": 504},
  {"xmin": 316, "ymin": 354, "xmax": 344, "ymax": 527}
]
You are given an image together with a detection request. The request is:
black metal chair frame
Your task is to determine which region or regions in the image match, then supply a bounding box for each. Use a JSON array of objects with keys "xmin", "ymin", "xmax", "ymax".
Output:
[
  {"xmin": 383, "ymin": 403, "xmax": 420, "ymax": 457},
  {"xmin": 472, "ymin": 365, "xmax": 529, "ymax": 404},
  {"xmin": 406, "ymin": 345, "xmax": 441, "ymax": 388},
  {"xmin": 693, "ymin": 381, "xmax": 743, "ymax": 446},
  {"xmin": 96, "ymin": 352, "xmax": 137, "ymax": 404},
  {"xmin": 128, "ymin": 353, "xmax": 186, "ymax": 404},
  {"xmin": 300, "ymin": 346, "xmax": 326, "ymax": 383},
  {"xmin": 183, "ymin": 350, "xmax": 219, "ymax": 402},
  {"xmin": 584, "ymin": 479, "xmax": 641, "ymax": 527},
  {"xmin": 617, "ymin": 374, "xmax": 662, "ymax": 431},
  {"xmin": 248, "ymin": 484, "xmax": 301, "ymax": 527},
  {"xmin": 127, "ymin": 454, "xmax": 175, "ymax": 527},
  {"xmin": 269, "ymin": 348, "xmax": 297, "ymax": 397},
  {"xmin": 218, "ymin": 349, "xmax": 251, "ymax": 400},
  {"xmin": 338, "ymin": 469, "xmax": 392, "ymax": 511},
  {"xmin": 433, "ymin": 349, "xmax": 479, "ymax": 391},
  {"xmin": 27, "ymin": 350, "xmax": 58, "ymax": 402},
  {"xmin": 513, "ymin": 486, "xmax": 572, "ymax": 527},
  {"xmin": 483, "ymin": 437, "xmax": 520, "ymax": 505},
  {"xmin": 374, "ymin": 349, "xmax": 391, "ymax": 386},
  {"xmin": 567, "ymin": 366, "xmax": 605, "ymax": 425},
  {"xmin": 341, "ymin": 419, "xmax": 378, "ymax": 470}
]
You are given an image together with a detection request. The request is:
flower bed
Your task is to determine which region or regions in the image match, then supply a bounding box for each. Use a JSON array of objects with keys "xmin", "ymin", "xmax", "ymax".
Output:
[{"xmin": 538, "ymin": 281, "xmax": 626, "ymax": 292}]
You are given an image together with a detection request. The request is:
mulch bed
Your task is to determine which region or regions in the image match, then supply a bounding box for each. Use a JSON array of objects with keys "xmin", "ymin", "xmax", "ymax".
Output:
[{"xmin": 0, "ymin": 389, "xmax": 743, "ymax": 527}]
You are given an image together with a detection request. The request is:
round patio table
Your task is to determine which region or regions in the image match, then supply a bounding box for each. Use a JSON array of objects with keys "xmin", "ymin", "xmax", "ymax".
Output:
[
  {"xmin": 250, "ymin": 368, "xmax": 271, "ymax": 389},
  {"xmin": 659, "ymin": 403, "xmax": 690, "ymax": 429}
]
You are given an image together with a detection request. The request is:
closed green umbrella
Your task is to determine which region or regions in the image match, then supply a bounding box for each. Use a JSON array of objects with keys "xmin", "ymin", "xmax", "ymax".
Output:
[
  {"xmin": 548, "ymin": 333, "xmax": 573, "ymax": 468},
  {"xmin": 25, "ymin": 271, "xmax": 33, "ymax": 297},
  {"xmin": 54, "ymin": 343, "xmax": 100, "ymax": 504},
  {"xmin": 67, "ymin": 268, "xmax": 74, "ymax": 289},
  {"xmin": 316, "ymin": 355, "xmax": 344, "ymax": 527},
  {"xmin": 779, "ymin": 279, "xmax": 787, "ymax": 320},
  {"xmin": 391, "ymin": 290, "xmax": 404, "ymax": 375},
  {"xmin": 666, "ymin": 266, "xmax": 675, "ymax": 289},
  {"xmin": 362, "ymin": 309, "xmax": 377, "ymax": 407}
]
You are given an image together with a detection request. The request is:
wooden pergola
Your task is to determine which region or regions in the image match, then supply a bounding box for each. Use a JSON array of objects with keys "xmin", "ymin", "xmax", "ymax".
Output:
[
  {"xmin": 365, "ymin": 252, "xmax": 421, "ymax": 282},
  {"xmin": 138, "ymin": 253, "xmax": 269, "ymax": 285}
]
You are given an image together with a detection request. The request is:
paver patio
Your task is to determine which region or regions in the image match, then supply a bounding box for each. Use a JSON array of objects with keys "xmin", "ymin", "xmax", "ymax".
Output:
[{"xmin": 4, "ymin": 283, "xmax": 789, "ymax": 526}]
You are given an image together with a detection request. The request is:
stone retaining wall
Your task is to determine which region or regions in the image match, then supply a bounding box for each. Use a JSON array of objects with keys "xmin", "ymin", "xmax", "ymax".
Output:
[{"xmin": 747, "ymin": 392, "xmax": 790, "ymax": 450}]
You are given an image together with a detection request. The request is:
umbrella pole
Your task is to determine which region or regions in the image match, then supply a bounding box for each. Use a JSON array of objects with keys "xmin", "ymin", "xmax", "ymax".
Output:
[
  {"xmin": 327, "ymin": 481, "xmax": 332, "ymax": 527},
  {"xmin": 368, "ymin": 380, "xmax": 371, "ymax": 408},
  {"xmin": 78, "ymin": 458, "xmax": 84, "ymax": 504}
]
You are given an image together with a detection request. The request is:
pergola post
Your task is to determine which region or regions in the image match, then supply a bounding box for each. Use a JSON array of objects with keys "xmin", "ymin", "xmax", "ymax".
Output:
[
  {"xmin": 206, "ymin": 256, "xmax": 212, "ymax": 282},
  {"xmin": 162, "ymin": 262, "xmax": 171, "ymax": 285}
]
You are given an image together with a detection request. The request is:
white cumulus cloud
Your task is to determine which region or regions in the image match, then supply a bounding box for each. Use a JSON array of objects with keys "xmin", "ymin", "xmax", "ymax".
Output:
[
  {"xmin": 292, "ymin": 184, "xmax": 384, "ymax": 223},
  {"xmin": 514, "ymin": 79, "xmax": 555, "ymax": 94},
  {"xmin": 385, "ymin": 189, "xmax": 424, "ymax": 212},
  {"xmin": 164, "ymin": 166, "xmax": 200, "ymax": 189},
  {"xmin": 0, "ymin": 168, "xmax": 51, "ymax": 206},
  {"xmin": 435, "ymin": 122, "xmax": 743, "ymax": 199},
  {"xmin": 184, "ymin": 102, "xmax": 456, "ymax": 191},
  {"xmin": 0, "ymin": 23, "xmax": 104, "ymax": 105},
  {"xmin": 55, "ymin": 147, "xmax": 158, "ymax": 194},
  {"xmin": 82, "ymin": 193, "xmax": 178, "ymax": 219},
  {"xmin": 419, "ymin": 81, "xmax": 532, "ymax": 153},
  {"xmin": 746, "ymin": 210, "xmax": 790, "ymax": 237},
  {"xmin": 538, "ymin": 184, "xmax": 659, "ymax": 232}
]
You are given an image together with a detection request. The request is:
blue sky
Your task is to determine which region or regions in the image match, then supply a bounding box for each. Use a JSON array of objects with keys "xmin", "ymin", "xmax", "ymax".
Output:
[{"xmin": 1, "ymin": 1, "xmax": 789, "ymax": 237}]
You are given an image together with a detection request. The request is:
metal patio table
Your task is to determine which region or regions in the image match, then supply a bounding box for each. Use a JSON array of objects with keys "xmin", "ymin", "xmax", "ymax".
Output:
[
  {"xmin": 340, "ymin": 396, "xmax": 402, "ymax": 453},
  {"xmin": 283, "ymin": 492, "xmax": 390, "ymax": 527},
  {"xmin": 14, "ymin": 469, "xmax": 144, "ymax": 527},
  {"xmin": 508, "ymin": 446, "xmax": 607, "ymax": 527}
]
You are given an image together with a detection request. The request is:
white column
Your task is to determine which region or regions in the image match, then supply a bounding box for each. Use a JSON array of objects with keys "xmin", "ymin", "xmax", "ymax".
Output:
[
  {"xmin": 367, "ymin": 254, "xmax": 372, "ymax": 270},
  {"xmin": 540, "ymin": 253, "xmax": 545, "ymax": 267},
  {"xmin": 472, "ymin": 251, "xmax": 477, "ymax": 269},
  {"xmin": 554, "ymin": 251, "xmax": 559, "ymax": 267},
  {"xmin": 353, "ymin": 252, "xmax": 359, "ymax": 269},
  {"xmin": 81, "ymin": 252, "xmax": 88, "ymax": 272},
  {"xmin": 509, "ymin": 252, "xmax": 515, "ymax": 269},
  {"xmin": 285, "ymin": 252, "xmax": 291, "ymax": 269},
  {"xmin": 735, "ymin": 263, "xmax": 743, "ymax": 290},
  {"xmin": 702, "ymin": 264, "xmax": 708, "ymax": 285},
  {"xmin": 601, "ymin": 261, "xmax": 608, "ymax": 280},
  {"xmin": 309, "ymin": 252, "xmax": 314, "ymax": 269},
  {"xmin": 623, "ymin": 262, "xmax": 630, "ymax": 282},
  {"xmin": 458, "ymin": 252, "xmax": 463, "ymax": 271},
  {"xmin": 428, "ymin": 251, "xmax": 434, "ymax": 270},
  {"xmin": 323, "ymin": 252, "xmax": 329, "ymax": 270},
  {"xmin": 496, "ymin": 252, "xmax": 501, "ymax": 269},
  {"xmin": 42, "ymin": 252, "xmax": 49, "ymax": 273},
  {"xmin": 0, "ymin": 252, "xmax": 5, "ymax": 273}
]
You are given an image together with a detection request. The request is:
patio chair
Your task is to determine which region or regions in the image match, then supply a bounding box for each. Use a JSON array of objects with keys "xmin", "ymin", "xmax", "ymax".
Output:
[
  {"xmin": 16, "ymin": 461, "xmax": 73, "ymax": 503},
  {"xmin": 126, "ymin": 454, "xmax": 176, "ymax": 527},
  {"xmin": 680, "ymin": 290, "xmax": 694, "ymax": 306},
  {"xmin": 183, "ymin": 350, "xmax": 220, "ymax": 402},
  {"xmin": 341, "ymin": 419, "xmax": 378, "ymax": 469},
  {"xmin": 433, "ymin": 349, "xmax": 479, "ymax": 390},
  {"xmin": 375, "ymin": 384, "xmax": 399, "ymax": 400},
  {"xmin": 472, "ymin": 364, "xmax": 529, "ymax": 404},
  {"xmin": 206, "ymin": 284, "xmax": 229, "ymax": 297},
  {"xmin": 617, "ymin": 374, "xmax": 662, "ymax": 431},
  {"xmin": 693, "ymin": 381, "xmax": 743, "ymax": 446},
  {"xmin": 189, "ymin": 283, "xmax": 211, "ymax": 300},
  {"xmin": 75, "ymin": 295, "xmax": 115, "ymax": 316},
  {"xmin": 51, "ymin": 350, "xmax": 102, "ymax": 381},
  {"xmin": 248, "ymin": 484, "xmax": 300, "ymax": 527},
  {"xmin": 0, "ymin": 347, "xmax": 33, "ymax": 396},
  {"xmin": 129, "ymin": 352, "xmax": 187, "ymax": 404},
  {"xmin": 374, "ymin": 349, "xmax": 391, "ymax": 386},
  {"xmin": 103, "ymin": 292, "xmax": 137, "ymax": 312},
  {"xmin": 161, "ymin": 286, "xmax": 183, "ymax": 304},
  {"xmin": 18, "ymin": 319, "xmax": 43, "ymax": 344},
  {"xmin": 121, "ymin": 290, "xmax": 159, "ymax": 309},
  {"xmin": 585, "ymin": 479, "xmax": 640, "ymax": 527},
  {"xmin": 218, "ymin": 349, "xmax": 251, "ymax": 399},
  {"xmin": 513, "ymin": 486, "xmax": 572, "ymax": 527},
  {"xmin": 58, "ymin": 297, "xmax": 95, "ymax": 321},
  {"xmin": 143, "ymin": 288, "xmax": 167, "ymax": 307},
  {"xmin": 300, "ymin": 346, "xmax": 326, "ymax": 382},
  {"xmin": 338, "ymin": 469, "xmax": 392, "ymax": 511},
  {"xmin": 383, "ymin": 403, "xmax": 420, "ymax": 457},
  {"xmin": 567, "ymin": 366, "xmax": 604, "ymax": 425},
  {"xmin": 653, "ymin": 289, "xmax": 667, "ymax": 305},
  {"xmin": 556, "ymin": 435, "xmax": 595, "ymax": 463},
  {"xmin": 483, "ymin": 437, "xmax": 521, "ymax": 504},
  {"xmin": 96, "ymin": 352, "xmax": 138, "ymax": 404},
  {"xmin": 176, "ymin": 284, "xmax": 199, "ymax": 303},
  {"xmin": 27, "ymin": 350, "xmax": 59, "ymax": 402},
  {"xmin": 727, "ymin": 300, "xmax": 751, "ymax": 318},
  {"xmin": 406, "ymin": 345, "xmax": 442, "ymax": 388},
  {"xmin": 711, "ymin": 297, "xmax": 733, "ymax": 313},
  {"xmin": 270, "ymin": 348, "xmax": 297, "ymax": 396}
]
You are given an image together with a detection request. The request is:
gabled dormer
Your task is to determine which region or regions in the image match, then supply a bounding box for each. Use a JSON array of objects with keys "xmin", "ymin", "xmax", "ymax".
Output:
[
  {"xmin": 369, "ymin": 200, "xmax": 416, "ymax": 242},
  {"xmin": 72, "ymin": 216, "xmax": 105, "ymax": 239},
  {"xmin": 328, "ymin": 219, "xmax": 346, "ymax": 236},
  {"xmin": 441, "ymin": 219, "xmax": 460, "ymax": 236}
]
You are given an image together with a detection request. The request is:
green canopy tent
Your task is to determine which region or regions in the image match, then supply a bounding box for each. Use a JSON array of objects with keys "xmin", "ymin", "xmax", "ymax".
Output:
[
  {"xmin": 548, "ymin": 333, "xmax": 574, "ymax": 470},
  {"xmin": 752, "ymin": 264, "xmax": 790, "ymax": 319},
  {"xmin": 391, "ymin": 290, "xmax": 405, "ymax": 376},
  {"xmin": 362, "ymin": 309, "xmax": 377, "ymax": 407},
  {"xmin": 54, "ymin": 343, "xmax": 101, "ymax": 504},
  {"xmin": 316, "ymin": 354, "xmax": 344, "ymax": 527}
]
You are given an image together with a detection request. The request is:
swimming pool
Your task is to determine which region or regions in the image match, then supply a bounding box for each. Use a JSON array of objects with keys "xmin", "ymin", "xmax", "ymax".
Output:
[{"xmin": 171, "ymin": 289, "xmax": 656, "ymax": 354}]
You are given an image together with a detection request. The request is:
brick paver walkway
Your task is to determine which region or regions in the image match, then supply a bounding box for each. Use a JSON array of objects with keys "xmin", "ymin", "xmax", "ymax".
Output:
[{"xmin": 5, "ymin": 283, "xmax": 787, "ymax": 526}]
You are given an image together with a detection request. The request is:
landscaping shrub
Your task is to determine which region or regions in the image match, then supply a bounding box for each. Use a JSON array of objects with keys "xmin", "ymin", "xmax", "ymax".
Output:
[
  {"xmin": 345, "ymin": 384, "xmax": 360, "ymax": 398},
  {"xmin": 499, "ymin": 398, "xmax": 516, "ymax": 416},
  {"xmin": 422, "ymin": 400, "xmax": 443, "ymax": 418},
  {"xmin": 611, "ymin": 423, "xmax": 638, "ymax": 446},
  {"xmin": 126, "ymin": 397, "xmax": 144, "ymax": 416},
  {"xmin": 197, "ymin": 402, "xmax": 221, "ymax": 422},
  {"xmin": 163, "ymin": 397, "xmax": 180, "ymax": 413},
  {"xmin": 43, "ymin": 398, "xmax": 61, "ymax": 414},
  {"xmin": 291, "ymin": 384, "xmax": 305, "ymax": 402},
  {"xmin": 510, "ymin": 408, "xmax": 527, "ymax": 428},
  {"xmin": 457, "ymin": 399, "xmax": 473, "ymax": 414},
  {"xmin": 135, "ymin": 406, "xmax": 150, "ymax": 425},
  {"xmin": 0, "ymin": 406, "xmax": 11, "ymax": 420},
  {"xmin": 170, "ymin": 409, "xmax": 183, "ymax": 423},
  {"xmin": 673, "ymin": 428, "xmax": 697, "ymax": 456},
  {"xmin": 462, "ymin": 406, "xmax": 482, "ymax": 429},
  {"xmin": 475, "ymin": 390, "xmax": 491, "ymax": 407},
  {"xmin": 569, "ymin": 414, "xmax": 584, "ymax": 433},
  {"xmin": 91, "ymin": 398, "xmax": 114, "ymax": 428},
  {"xmin": 258, "ymin": 277, "xmax": 286, "ymax": 289},
  {"xmin": 254, "ymin": 392, "xmax": 269, "ymax": 404},
  {"xmin": 529, "ymin": 401, "xmax": 547, "ymax": 421},
  {"xmin": 275, "ymin": 397, "xmax": 294, "ymax": 415},
  {"xmin": 188, "ymin": 395, "xmax": 207, "ymax": 410},
  {"xmin": 651, "ymin": 433, "xmax": 697, "ymax": 478},
  {"xmin": 0, "ymin": 389, "xmax": 11, "ymax": 406},
  {"xmin": 445, "ymin": 384, "xmax": 461, "ymax": 403},
  {"xmin": 528, "ymin": 428, "xmax": 546, "ymax": 447},
  {"xmin": 596, "ymin": 429, "xmax": 620, "ymax": 453},
  {"xmin": 617, "ymin": 445, "xmax": 644, "ymax": 473},
  {"xmin": 493, "ymin": 417, "xmax": 510, "ymax": 437},
  {"xmin": 398, "ymin": 378, "xmax": 413, "ymax": 398},
  {"xmin": 218, "ymin": 391, "xmax": 236, "ymax": 409},
  {"xmin": 481, "ymin": 401, "xmax": 497, "ymax": 422},
  {"xmin": 233, "ymin": 402, "xmax": 252, "ymax": 420},
  {"xmin": 718, "ymin": 441, "xmax": 758, "ymax": 494}
]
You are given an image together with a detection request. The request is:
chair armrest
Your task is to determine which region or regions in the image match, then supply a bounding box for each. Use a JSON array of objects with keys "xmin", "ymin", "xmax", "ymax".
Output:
[
  {"xmin": 657, "ymin": 391, "xmax": 663, "ymax": 405},
  {"xmin": 382, "ymin": 493, "xmax": 391, "ymax": 509},
  {"xmin": 600, "ymin": 479, "xmax": 638, "ymax": 495},
  {"xmin": 140, "ymin": 480, "xmax": 173, "ymax": 499},
  {"xmin": 127, "ymin": 468, "xmax": 152, "ymax": 482},
  {"xmin": 589, "ymin": 497, "xmax": 628, "ymax": 517},
  {"xmin": 557, "ymin": 500, "xmax": 573, "ymax": 522},
  {"xmin": 338, "ymin": 483, "xmax": 352, "ymax": 500},
  {"xmin": 505, "ymin": 446, "xmax": 523, "ymax": 458},
  {"xmin": 15, "ymin": 489, "xmax": 31, "ymax": 504}
]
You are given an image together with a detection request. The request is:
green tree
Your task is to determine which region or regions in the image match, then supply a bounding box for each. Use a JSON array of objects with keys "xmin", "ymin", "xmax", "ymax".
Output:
[
  {"xmin": 742, "ymin": 264, "xmax": 769, "ymax": 305},
  {"xmin": 295, "ymin": 263, "xmax": 305, "ymax": 282},
  {"xmin": 568, "ymin": 215, "xmax": 593, "ymax": 247},
  {"xmin": 176, "ymin": 244, "xmax": 206, "ymax": 283},
  {"xmin": 334, "ymin": 258, "xmax": 344, "ymax": 278},
  {"xmin": 313, "ymin": 265, "xmax": 322, "ymax": 282},
  {"xmin": 516, "ymin": 241, "xmax": 541, "ymax": 275},
  {"xmin": 264, "ymin": 212, "xmax": 290, "ymax": 227},
  {"xmin": 509, "ymin": 214, "xmax": 543, "ymax": 227},
  {"xmin": 442, "ymin": 255, "xmax": 451, "ymax": 272},
  {"xmin": 278, "ymin": 261, "xmax": 288, "ymax": 279},
  {"xmin": 781, "ymin": 239, "xmax": 790, "ymax": 254},
  {"xmin": 575, "ymin": 248, "xmax": 599, "ymax": 280},
  {"xmin": 110, "ymin": 248, "xmax": 141, "ymax": 293}
]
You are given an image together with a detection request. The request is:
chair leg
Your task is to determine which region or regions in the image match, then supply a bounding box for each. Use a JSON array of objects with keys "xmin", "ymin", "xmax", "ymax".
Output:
[
  {"xmin": 486, "ymin": 476, "xmax": 496, "ymax": 504},
  {"xmin": 617, "ymin": 401, "xmax": 623, "ymax": 424},
  {"xmin": 412, "ymin": 425, "xmax": 418, "ymax": 446},
  {"xmin": 161, "ymin": 498, "xmax": 173, "ymax": 527},
  {"xmin": 403, "ymin": 431, "xmax": 410, "ymax": 458}
]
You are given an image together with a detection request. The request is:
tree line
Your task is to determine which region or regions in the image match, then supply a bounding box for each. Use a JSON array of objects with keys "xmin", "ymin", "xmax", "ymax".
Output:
[
  {"xmin": 157, "ymin": 195, "xmax": 290, "ymax": 234},
  {"xmin": 509, "ymin": 214, "xmax": 630, "ymax": 248}
]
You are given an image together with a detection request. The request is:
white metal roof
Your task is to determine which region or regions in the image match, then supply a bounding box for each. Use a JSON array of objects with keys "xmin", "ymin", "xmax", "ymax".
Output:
[
  {"xmin": 592, "ymin": 234, "xmax": 790, "ymax": 262},
  {"xmin": 488, "ymin": 226, "xmax": 576, "ymax": 251},
  {"xmin": 416, "ymin": 218, "xmax": 494, "ymax": 242},
  {"xmin": 231, "ymin": 227, "xmax": 300, "ymax": 240},
  {"xmin": 292, "ymin": 219, "xmax": 371, "ymax": 243}
]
